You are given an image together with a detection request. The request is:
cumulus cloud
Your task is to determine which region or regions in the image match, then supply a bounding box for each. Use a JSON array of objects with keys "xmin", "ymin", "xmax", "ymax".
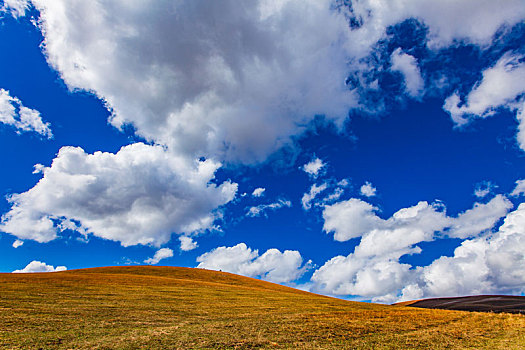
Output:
[
  {"xmin": 448, "ymin": 195, "xmax": 512, "ymax": 239},
  {"xmin": 0, "ymin": 89, "xmax": 52, "ymax": 138},
  {"xmin": 144, "ymin": 248, "xmax": 174, "ymax": 265},
  {"xmin": 252, "ymin": 187, "xmax": 266, "ymax": 198},
  {"xmin": 301, "ymin": 183, "xmax": 328, "ymax": 210},
  {"xmin": 312, "ymin": 195, "xmax": 515, "ymax": 302},
  {"xmin": 302, "ymin": 158, "xmax": 326, "ymax": 178},
  {"xmin": 420, "ymin": 202, "xmax": 525, "ymax": 299},
  {"xmin": 312, "ymin": 200, "xmax": 444, "ymax": 299},
  {"xmin": 354, "ymin": 201, "xmax": 451, "ymax": 258},
  {"xmin": 13, "ymin": 260, "xmax": 66, "ymax": 273},
  {"xmin": 510, "ymin": 179, "xmax": 525, "ymax": 197},
  {"xmin": 323, "ymin": 195, "xmax": 512, "ymax": 243},
  {"xmin": 443, "ymin": 53, "xmax": 525, "ymax": 150},
  {"xmin": 179, "ymin": 236, "xmax": 198, "ymax": 251},
  {"xmin": 12, "ymin": 239, "xmax": 23, "ymax": 248},
  {"xmin": 322, "ymin": 198, "xmax": 383, "ymax": 242},
  {"xmin": 196, "ymin": 243, "xmax": 310, "ymax": 283},
  {"xmin": 390, "ymin": 49, "xmax": 424, "ymax": 98},
  {"xmin": 360, "ymin": 182, "xmax": 377, "ymax": 197},
  {"xmin": 28, "ymin": 0, "xmax": 357, "ymax": 164},
  {"xmin": 6, "ymin": 0, "xmax": 524, "ymax": 164},
  {"xmin": 0, "ymin": 143, "xmax": 237, "ymax": 246},
  {"xmin": 311, "ymin": 251, "xmax": 414, "ymax": 301},
  {"xmin": 246, "ymin": 199, "xmax": 291, "ymax": 217}
]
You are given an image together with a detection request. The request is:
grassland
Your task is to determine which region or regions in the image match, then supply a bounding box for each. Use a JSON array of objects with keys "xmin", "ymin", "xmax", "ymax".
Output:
[{"xmin": 0, "ymin": 266, "xmax": 523, "ymax": 349}]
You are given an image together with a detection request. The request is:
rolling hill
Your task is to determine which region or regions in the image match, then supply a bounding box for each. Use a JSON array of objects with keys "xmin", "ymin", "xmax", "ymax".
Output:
[
  {"xmin": 399, "ymin": 295, "xmax": 525, "ymax": 314},
  {"xmin": 0, "ymin": 266, "xmax": 523, "ymax": 349}
]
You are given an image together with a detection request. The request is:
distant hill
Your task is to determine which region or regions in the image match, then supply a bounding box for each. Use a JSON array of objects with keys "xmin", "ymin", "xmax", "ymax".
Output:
[
  {"xmin": 396, "ymin": 295, "xmax": 525, "ymax": 314},
  {"xmin": 1, "ymin": 266, "xmax": 523, "ymax": 349}
]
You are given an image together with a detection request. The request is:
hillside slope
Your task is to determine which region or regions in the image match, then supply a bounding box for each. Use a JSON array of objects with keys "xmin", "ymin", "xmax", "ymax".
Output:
[
  {"xmin": 400, "ymin": 295, "xmax": 525, "ymax": 314},
  {"xmin": 0, "ymin": 266, "xmax": 523, "ymax": 349}
]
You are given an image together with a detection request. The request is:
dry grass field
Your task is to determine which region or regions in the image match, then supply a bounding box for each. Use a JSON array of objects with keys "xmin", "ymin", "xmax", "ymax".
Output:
[{"xmin": 0, "ymin": 266, "xmax": 523, "ymax": 349}]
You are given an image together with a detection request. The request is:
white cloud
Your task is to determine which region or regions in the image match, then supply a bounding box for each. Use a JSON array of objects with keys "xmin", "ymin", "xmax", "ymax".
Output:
[
  {"xmin": 13, "ymin": 260, "xmax": 66, "ymax": 273},
  {"xmin": 482, "ymin": 204, "xmax": 525, "ymax": 291},
  {"xmin": 354, "ymin": 201, "xmax": 450, "ymax": 259},
  {"xmin": 390, "ymin": 49, "xmax": 424, "ymax": 98},
  {"xmin": 474, "ymin": 181, "xmax": 497, "ymax": 198},
  {"xmin": 0, "ymin": 143, "xmax": 237, "ymax": 246},
  {"xmin": 322, "ymin": 198, "xmax": 383, "ymax": 242},
  {"xmin": 29, "ymin": 0, "xmax": 357, "ymax": 164},
  {"xmin": 311, "ymin": 252, "xmax": 414, "ymax": 301},
  {"xmin": 444, "ymin": 53, "xmax": 525, "ymax": 125},
  {"xmin": 301, "ymin": 183, "xmax": 328, "ymax": 210},
  {"xmin": 324, "ymin": 195, "xmax": 512, "ymax": 243},
  {"xmin": 247, "ymin": 199, "xmax": 291, "ymax": 217},
  {"xmin": 322, "ymin": 179, "xmax": 350, "ymax": 204},
  {"xmin": 196, "ymin": 243, "xmax": 310, "ymax": 283},
  {"xmin": 337, "ymin": 179, "xmax": 350, "ymax": 187},
  {"xmin": 6, "ymin": 0, "xmax": 522, "ymax": 165},
  {"xmin": 301, "ymin": 179, "xmax": 350, "ymax": 210},
  {"xmin": 443, "ymin": 53, "xmax": 525, "ymax": 150},
  {"xmin": 1, "ymin": 0, "xmax": 29, "ymax": 18},
  {"xmin": 302, "ymin": 158, "xmax": 325, "ymax": 178},
  {"xmin": 346, "ymin": 0, "xmax": 525, "ymax": 55},
  {"xmin": 511, "ymin": 179, "xmax": 525, "ymax": 197},
  {"xmin": 359, "ymin": 182, "xmax": 377, "ymax": 197},
  {"xmin": 144, "ymin": 248, "xmax": 174, "ymax": 265},
  {"xmin": 322, "ymin": 187, "xmax": 345, "ymax": 204},
  {"xmin": 0, "ymin": 89, "xmax": 52, "ymax": 138},
  {"xmin": 312, "ymin": 195, "xmax": 515, "ymax": 302},
  {"xmin": 313, "ymin": 200, "xmax": 440, "ymax": 298},
  {"xmin": 252, "ymin": 187, "xmax": 266, "ymax": 198},
  {"xmin": 179, "ymin": 236, "xmax": 198, "ymax": 251},
  {"xmin": 517, "ymin": 101, "xmax": 525, "ymax": 151},
  {"xmin": 12, "ymin": 239, "xmax": 23, "ymax": 248},
  {"xmin": 421, "ymin": 202, "xmax": 525, "ymax": 298},
  {"xmin": 474, "ymin": 188, "xmax": 490, "ymax": 198},
  {"xmin": 448, "ymin": 195, "xmax": 512, "ymax": 239}
]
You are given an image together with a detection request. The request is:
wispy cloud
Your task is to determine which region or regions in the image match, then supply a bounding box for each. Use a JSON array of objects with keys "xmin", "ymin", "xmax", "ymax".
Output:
[{"xmin": 247, "ymin": 199, "xmax": 292, "ymax": 217}]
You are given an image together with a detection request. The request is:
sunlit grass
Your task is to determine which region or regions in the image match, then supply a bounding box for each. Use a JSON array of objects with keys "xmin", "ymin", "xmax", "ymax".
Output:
[{"xmin": 1, "ymin": 266, "xmax": 523, "ymax": 349}]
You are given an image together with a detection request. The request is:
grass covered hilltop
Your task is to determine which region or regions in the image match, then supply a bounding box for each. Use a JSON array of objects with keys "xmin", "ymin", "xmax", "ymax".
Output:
[{"xmin": 1, "ymin": 266, "xmax": 523, "ymax": 349}]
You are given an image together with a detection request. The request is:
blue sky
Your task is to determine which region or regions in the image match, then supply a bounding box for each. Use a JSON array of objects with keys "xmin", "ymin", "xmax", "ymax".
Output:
[{"xmin": 1, "ymin": 0, "xmax": 525, "ymax": 303}]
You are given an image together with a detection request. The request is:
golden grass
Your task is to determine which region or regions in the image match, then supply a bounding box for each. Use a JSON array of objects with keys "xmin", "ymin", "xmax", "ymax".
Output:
[{"xmin": 0, "ymin": 266, "xmax": 523, "ymax": 349}]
